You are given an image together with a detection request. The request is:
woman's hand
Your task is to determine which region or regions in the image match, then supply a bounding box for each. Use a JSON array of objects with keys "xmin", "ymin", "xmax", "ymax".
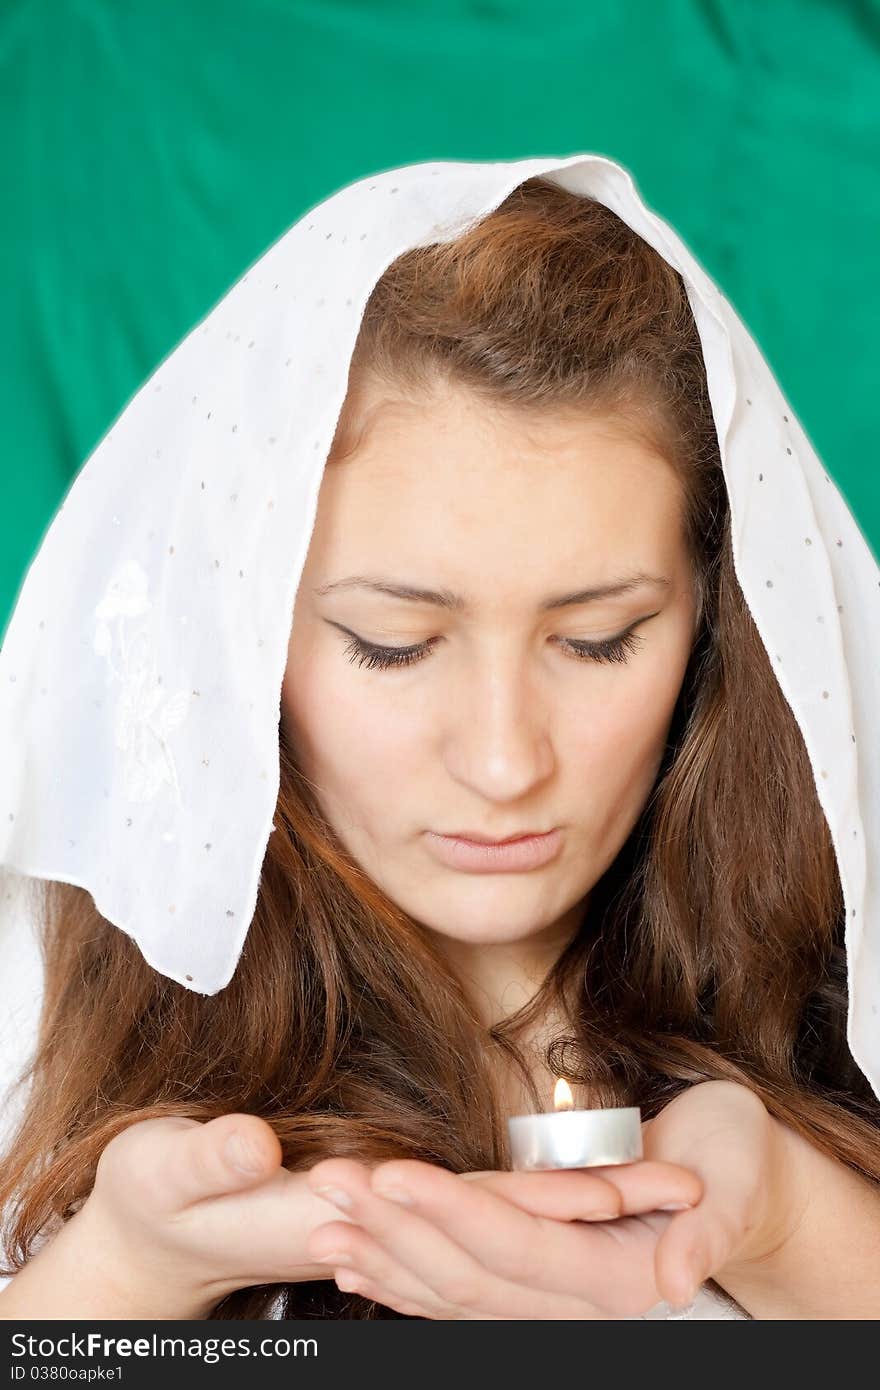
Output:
[
  {"xmin": 637, "ymin": 1079, "xmax": 807, "ymax": 1298},
  {"xmin": 304, "ymin": 1080, "xmax": 796, "ymax": 1319},
  {"xmin": 304, "ymin": 1149, "xmax": 704, "ymax": 1318},
  {"xmin": 59, "ymin": 1113, "xmax": 365, "ymax": 1316}
]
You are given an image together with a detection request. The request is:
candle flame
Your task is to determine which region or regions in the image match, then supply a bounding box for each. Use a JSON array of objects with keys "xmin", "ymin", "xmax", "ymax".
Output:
[{"xmin": 553, "ymin": 1076, "xmax": 574, "ymax": 1111}]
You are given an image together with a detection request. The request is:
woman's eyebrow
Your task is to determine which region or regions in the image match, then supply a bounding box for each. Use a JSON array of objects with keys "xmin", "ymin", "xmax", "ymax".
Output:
[{"xmin": 313, "ymin": 571, "xmax": 671, "ymax": 612}]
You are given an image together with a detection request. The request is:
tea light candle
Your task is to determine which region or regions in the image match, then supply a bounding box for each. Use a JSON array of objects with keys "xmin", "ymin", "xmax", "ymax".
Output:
[{"xmin": 507, "ymin": 1077, "xmax": 643, "ymax": 1171}]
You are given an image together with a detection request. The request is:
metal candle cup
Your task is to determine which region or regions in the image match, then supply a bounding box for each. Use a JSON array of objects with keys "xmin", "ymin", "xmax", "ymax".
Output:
[{"xmin": 507, "ymin": 1104, "xmax": 643, "ymax": 1172}]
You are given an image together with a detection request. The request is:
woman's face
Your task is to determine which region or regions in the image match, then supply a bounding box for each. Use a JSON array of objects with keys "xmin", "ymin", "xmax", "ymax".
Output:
[{"xmin": 281, "ymin": 378, "xmax": 699, "ymax": 961}]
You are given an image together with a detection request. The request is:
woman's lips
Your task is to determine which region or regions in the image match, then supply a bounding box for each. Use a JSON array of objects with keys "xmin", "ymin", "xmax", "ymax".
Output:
[{"xmin": 424, "ymin": 828, "xmax": 563, "ymax": 873}]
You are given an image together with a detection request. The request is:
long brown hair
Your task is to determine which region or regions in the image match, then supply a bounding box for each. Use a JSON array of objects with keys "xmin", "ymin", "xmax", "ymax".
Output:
[{"xmin": 2, "ymin": 177, "xmax": 878, "ymax": 1320}]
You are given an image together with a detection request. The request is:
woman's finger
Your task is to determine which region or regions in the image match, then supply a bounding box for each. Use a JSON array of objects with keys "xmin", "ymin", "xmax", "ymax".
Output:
[
  {"xmin": 459, "ymin": 1159, "xmax": 703, "ymax": 1220},
  {"xmin": 334, "ymin": 1262, "xmax": 597, "ymax": 1320},
  {"xmin": 100, "ymin": 1113, "xmax": 283, "ymax": 1214},
  {"xmin": 644, "ymin": 1082, "xmax": 780, "ymax": 1303},
  {"xmin": 652, "ymin": 1203, "xmax": 745, "ymax": 1308},
  {"xmin": 314, "ymin": 1218, "xmax": 605, "ymax": 1319},
  {"xmin": 307, "ymin": 1159, "xmax": 614, "ymax": 1318},
  {"xmin": 332, "ymin": 1266, "xmax": 441, "ymax": 1318},
  {"xmin": 310, "ymin": 1219, "xmax": 459, "ymax": 1317},
  {"xmin": 372, "ymin": 1159, "xmax": 695, "ymax": 1314},
  {"xmin": 316, "ymin": 1157, "xmax": 675, "ymax": 1314}
]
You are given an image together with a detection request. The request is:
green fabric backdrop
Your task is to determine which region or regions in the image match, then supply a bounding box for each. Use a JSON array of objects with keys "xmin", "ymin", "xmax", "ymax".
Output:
[{"xmin": 3, "ymin": 0, "xmax": 879, "ymax": 639}]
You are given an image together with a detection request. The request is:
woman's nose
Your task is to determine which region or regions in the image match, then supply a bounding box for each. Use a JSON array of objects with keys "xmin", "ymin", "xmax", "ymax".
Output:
[{"xmin": 442, "ymin": 655, "xmax": 555, "ymax": 800}]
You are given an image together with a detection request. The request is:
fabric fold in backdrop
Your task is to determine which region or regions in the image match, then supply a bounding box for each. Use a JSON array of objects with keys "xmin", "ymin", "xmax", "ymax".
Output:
[{"xmin": 0, "ymin": 152, "xmax": 877, "ymax": 1104}]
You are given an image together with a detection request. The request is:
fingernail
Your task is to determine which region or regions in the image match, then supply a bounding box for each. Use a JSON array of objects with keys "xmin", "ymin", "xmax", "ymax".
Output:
[
  {"xmin": 668, "ymin": 1294, "xmax": 698, "ymax": 1314},
  {"xmin": 373, "ymin": 1184, "xmax": 414, "ymax": 1206},
  {"xmin": 668, "ymin": 1266, "xmax": 701, "ymax": 1310},
  {"xmin": 224, "ymin": 1132, "xmax": 263, "ymax": 1174},
  {"xmin": 314, "ymin": 1184, "xmax": 353, "ymax": 1210},
  {"xmin": 588, "ymin": 1210, "xmax": 619, "ymax": 1221},
  {"xmin": 314, "ymin": 1250, "xmax": 352, "ymax": 1265},
  {"xmin": 659, "ymin": 1202, "xmax": 694, "ymax": 1211}
]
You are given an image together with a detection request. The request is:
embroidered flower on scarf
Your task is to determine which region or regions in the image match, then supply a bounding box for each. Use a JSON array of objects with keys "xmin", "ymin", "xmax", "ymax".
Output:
[{"xmin": 94, "ymin": 560, "xmax": 192, "ymax": 805}]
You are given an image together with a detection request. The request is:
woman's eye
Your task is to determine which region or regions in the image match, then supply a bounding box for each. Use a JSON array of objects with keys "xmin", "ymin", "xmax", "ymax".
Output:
[
  {"xmin": 561, "ymin": 631, "xmax": 645, "ymax": 665},
  {"xmin": 342, "ymin": 635, "xmax": 437, "ymax": 671},
  {"xmin": 341, "ymin": 630, "xmax": 645, "ymax": 672}
]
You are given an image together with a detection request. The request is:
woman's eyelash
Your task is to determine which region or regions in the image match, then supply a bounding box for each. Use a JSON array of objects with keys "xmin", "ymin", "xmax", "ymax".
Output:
[{"xmin": 341, "ymin": 630, "xmax": 645, "ymax": 672}]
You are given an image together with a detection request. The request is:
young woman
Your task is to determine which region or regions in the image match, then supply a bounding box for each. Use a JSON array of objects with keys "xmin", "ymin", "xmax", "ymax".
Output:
[{"xmin": 1, "ymin": 156, "xmax": 879, "ymax": 1321}]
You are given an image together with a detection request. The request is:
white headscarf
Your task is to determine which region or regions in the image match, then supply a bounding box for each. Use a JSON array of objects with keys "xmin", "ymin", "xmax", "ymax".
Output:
[{"xmin": 1, "ymin": 153, "xmax": 877, "ymax": 1109}]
